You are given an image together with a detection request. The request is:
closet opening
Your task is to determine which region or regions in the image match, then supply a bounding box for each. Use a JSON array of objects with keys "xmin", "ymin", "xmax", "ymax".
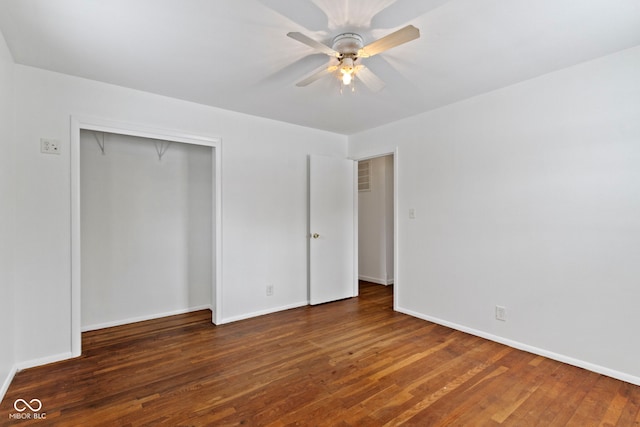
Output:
[
  {"xmin": 356, "ymin": 152, "xmax": 396, "ymax": 309},
  {"xmin": 71, "ymin": 117, "xmax": 222, "ymax": 357}
]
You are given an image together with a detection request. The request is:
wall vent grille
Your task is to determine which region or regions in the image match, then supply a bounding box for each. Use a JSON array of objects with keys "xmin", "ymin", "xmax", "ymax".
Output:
[{"xmin": 358, "ymin": 160, "xmax": 371, "ymax": 192}]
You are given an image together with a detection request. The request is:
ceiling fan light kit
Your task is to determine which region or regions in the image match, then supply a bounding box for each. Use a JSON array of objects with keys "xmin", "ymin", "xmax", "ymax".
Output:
[
  {"xmin": 332, "ymin": 34, "xmax": 360, "ymax": 87},
  {"xmin": 287, "ymin": 25, "xmax": 420, "ymax": 92}
]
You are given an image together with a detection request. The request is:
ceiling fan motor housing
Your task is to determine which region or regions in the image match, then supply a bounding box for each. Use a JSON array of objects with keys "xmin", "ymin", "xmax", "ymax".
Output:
[{"xmin": 332, "ymin": 33, "xmax": 364, "ymax": 58}]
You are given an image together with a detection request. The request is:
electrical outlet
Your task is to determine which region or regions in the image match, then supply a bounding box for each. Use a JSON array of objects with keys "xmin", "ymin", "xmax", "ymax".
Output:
[
  {"xmin": 409, "ymin": 208, "xmax": 416, "ymax": 219},
  {"xmin": 495, "ymin": 305, "xmax": 507, "ymax": 321},
  {"xmin": 266, "ymin": 285, "xmax": 274, "ymax": 296},
  {"xmin": 41, "ymin": 138, "xmax": 61, "ymax": 155}
]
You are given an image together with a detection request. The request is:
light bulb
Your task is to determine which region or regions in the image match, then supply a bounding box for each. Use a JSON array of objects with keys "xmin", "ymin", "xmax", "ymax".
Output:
[{"xmin": 340, "ymin": 57, "xmax": 355, "ymax": 86}]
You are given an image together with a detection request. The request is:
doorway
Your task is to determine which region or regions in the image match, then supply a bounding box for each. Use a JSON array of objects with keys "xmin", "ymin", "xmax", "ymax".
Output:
[
  {"xmin": 70, "ymin": 116, "xmax": 222, "ymax": 357},
  {"xmin": 356, "ymin": 152, "xmax": 396, "ymax": 307}
]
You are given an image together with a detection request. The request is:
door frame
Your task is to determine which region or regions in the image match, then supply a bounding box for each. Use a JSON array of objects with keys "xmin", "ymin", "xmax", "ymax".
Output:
[
  {"xmin": 351, "ymin": 147, "xmax": 399, "ymax": 310},
  {"xmin": 70, "ymin": 116, "xmax": 223, "ymax": 357}
]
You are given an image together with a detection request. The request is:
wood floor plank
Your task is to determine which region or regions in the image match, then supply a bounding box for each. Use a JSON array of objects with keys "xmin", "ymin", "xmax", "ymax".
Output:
[
  {"xmin": 1, "ymin": 282, "xmax": 639, "ymax": 426},
  {"xmin": 614, "ymin": 383, "xmax": 640, "ymax": 426},
  {"xmin": 399, "ymin": 346, "xmax": 513, "ymax": 426}
]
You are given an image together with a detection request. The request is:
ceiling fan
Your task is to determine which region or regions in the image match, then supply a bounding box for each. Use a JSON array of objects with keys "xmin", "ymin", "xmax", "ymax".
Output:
[{"xmin": 287, "ymin": 25, "xmax": 420, "ymax": 92}]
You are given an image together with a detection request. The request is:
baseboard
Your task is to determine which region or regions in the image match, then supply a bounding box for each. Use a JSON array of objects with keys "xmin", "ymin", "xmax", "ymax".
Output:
[
  {"xmin": 82, "ymin": 305, "xmax": 212, "ymax": 332},
  {"xmin": 2, "ymin": 306, "xmax": 213, "ymax": 402},
  {"xmin": 0, "ymin": 365, "xmax": 18, "ymax": 404},
  {"xmin": 359, "ymin": 275, "xmax": 394, "ymax": 285},
  {"xmin": 1, "ymin": 352, "xmax": 75, "ymax": 403},
  {"xmin": 396, "ymin": 306, "xmax": 640, "ymax": 387},
  {"xmin": 15, "ymin": 352, "xmax": 75, "ymax": 372},
  {"xmin": 219, "ymin": 301, "xmax": 309, "ymax": 325}
]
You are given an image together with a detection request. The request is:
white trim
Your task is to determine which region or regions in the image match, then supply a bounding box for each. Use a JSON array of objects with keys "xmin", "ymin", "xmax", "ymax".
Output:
[
  {"xmin": 71, "ymin": 117, "xmax": 218, "ymax": 147},
  {"xmin": 213, "ymin": 142, "xmax": 223, "ymax": 325},
  {"xmin": 350, "ymin": 148, "xmax": 395, "ymax": 162},
  {"xmin": 70, "ymin": 115, "xmax": 223, "ymax": 359},
  {"xmin": 392, "ymin": 150, "xmax": 399, "ymax": 311},
  {"xmin": 397, "ymin": 306, "xmax": 640, "ymax": 387},
  {"xmin": 2, "ymin": 353, "xmax": 72, "ymax": 401},
  {"xmin": 352, "ymin": 159, "xmax": 359, "ymax": 298},
  {"xmin": 81, "ymin": 305, "xmax": 213, "ymax": 332},
  {"xmin": 219, "ymin": 301, "xmax": 308, "ymax": 325},
  {"xmin": 15, "ymin": 352, "xmax": 75, "ymax": 372},
  {"xmin": 0, "ymin": 366, "xmax": 18, "ymax": 403},
  {"xmin": 358, "ymin": 275, "xmax": 394, "ymax": 285}
]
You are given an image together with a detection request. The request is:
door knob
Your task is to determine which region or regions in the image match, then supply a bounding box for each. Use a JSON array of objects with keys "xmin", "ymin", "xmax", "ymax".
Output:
[{"xmin": 312, "ymin": 233, "xmax": 320, "ymax": 239}]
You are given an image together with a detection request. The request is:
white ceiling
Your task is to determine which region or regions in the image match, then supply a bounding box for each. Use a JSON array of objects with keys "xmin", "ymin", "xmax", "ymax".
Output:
[{"xmin": 1, "ymin": 0, "xmax": 639, "ymax": 134}]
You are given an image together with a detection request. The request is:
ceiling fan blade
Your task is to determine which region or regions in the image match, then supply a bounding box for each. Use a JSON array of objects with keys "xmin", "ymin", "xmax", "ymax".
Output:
[
  {"xmin": 355, "ymin": 66, "xmax": 385, "ymax": 92},
  {"xmin": 296, "ymin": 61, "xmax": 338, "ymax": 87},
  {"xmin": 358, "ymin": 25, "xmax": 420, "ymax": 58},
  {"xmin": 287, "ymin": 32, "xmax": 340, "ymax": 57}
]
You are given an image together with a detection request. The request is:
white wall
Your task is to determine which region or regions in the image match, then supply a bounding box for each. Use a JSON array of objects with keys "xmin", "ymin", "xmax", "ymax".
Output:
[
  {"xmin": 80, "ymin": 131, "xmax": 212, "ymax": 330},
  {"xmin": 13, "ymin": 65, "xmax": 347, "ymax": 365},
  {"xmin": 358, "ymin": 155, "xmax": 394, "ymax": 284},
  {"xmin": 0, "ymin": 30, "xmax": 16, "ymax": 401},
  {"xmin": 349, "ymin": 45, "xmax": 640, "ymax": 384}
]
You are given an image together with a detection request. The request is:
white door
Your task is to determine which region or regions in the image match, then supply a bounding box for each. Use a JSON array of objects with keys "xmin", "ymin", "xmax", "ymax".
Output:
[{"xmin": 309, "ymin": 154, "xmax": 357, "ymax": 305}]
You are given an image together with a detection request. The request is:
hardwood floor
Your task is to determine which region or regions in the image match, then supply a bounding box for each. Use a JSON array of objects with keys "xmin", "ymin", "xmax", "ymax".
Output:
[{"xmin": 2, "ymin": 282, "xmax": 639, "ymax": 426}]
